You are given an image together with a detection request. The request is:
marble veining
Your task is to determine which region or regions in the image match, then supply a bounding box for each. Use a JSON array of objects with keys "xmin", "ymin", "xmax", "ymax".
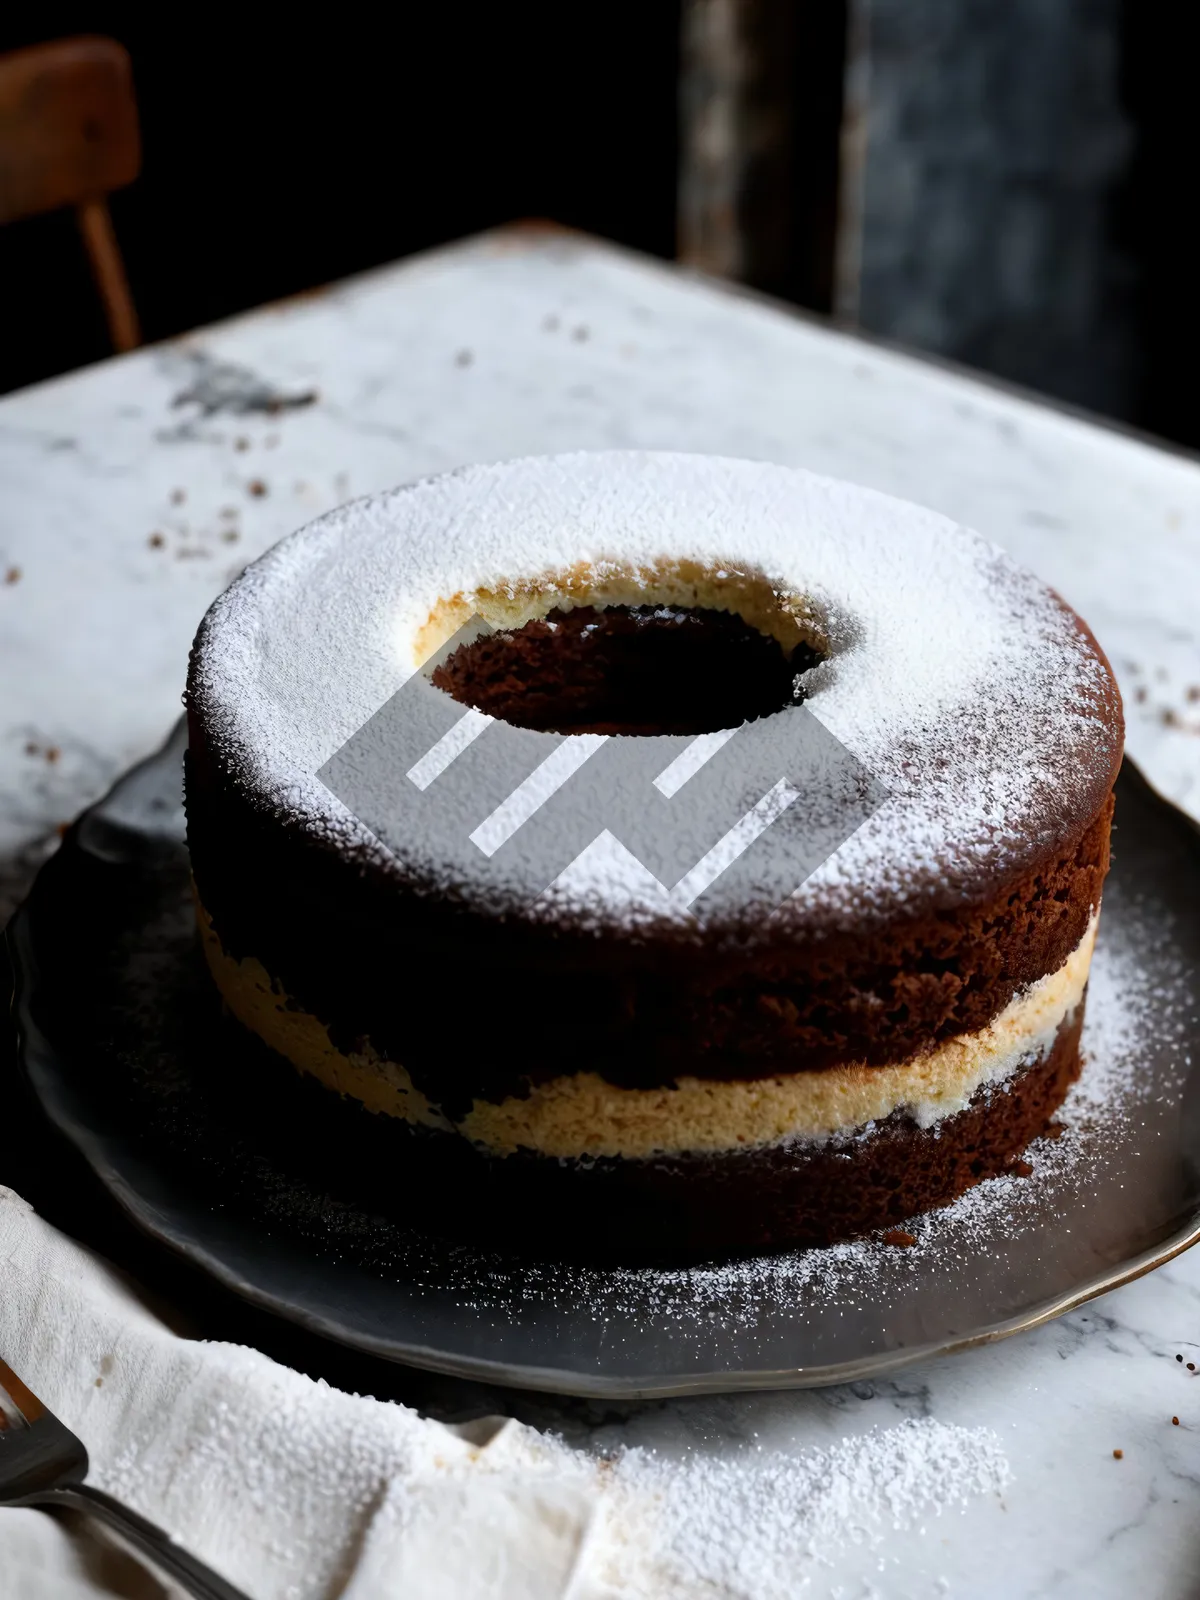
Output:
[{"xmin": 3, "ymin": 227, "xmax": 1200, "ymax": 1596}]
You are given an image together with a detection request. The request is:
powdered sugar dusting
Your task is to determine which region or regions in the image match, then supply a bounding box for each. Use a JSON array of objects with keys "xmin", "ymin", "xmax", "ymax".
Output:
[
  {"xmin": 187, "ymin": 451, "xmax": 1121, "ymax": 934},
  {"xmin": 594, "ymin": 1418, "xmax": 1011, "ymax": 1598}
]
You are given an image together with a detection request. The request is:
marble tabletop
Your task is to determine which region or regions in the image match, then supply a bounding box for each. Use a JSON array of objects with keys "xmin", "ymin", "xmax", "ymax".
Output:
[{"xmin": 3, "ymin": 225, "xmax": 1200, "ymax": 1597}]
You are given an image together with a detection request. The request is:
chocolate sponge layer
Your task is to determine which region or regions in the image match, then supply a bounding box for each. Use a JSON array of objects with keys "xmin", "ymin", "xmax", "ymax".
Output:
[
  {"xmin": 186, "ymin": 603, "xmax": 1115, "ymax": 1111},
  {"xmin": 187, "ymin": 768, "xmax": 1108, "ymax": 1112},
  {"xmin": 206, "ymin": 1000, "xmax": 1085, "ymax": 1263}
]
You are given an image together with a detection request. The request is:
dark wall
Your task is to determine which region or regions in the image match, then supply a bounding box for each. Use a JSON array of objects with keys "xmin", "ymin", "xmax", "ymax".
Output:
[
  {"xmin": 0, "ymin": 8, "xmax": 682, "ymax": 395},
  {"xmin": 3, "ymin": 5, "xmax": 1199, "ymax": 453},
  {"xmin": 847, "ymin": 0, "xmax": 1200, "ymax": 451},
  {"xmin": 853, "ymin": 0, "xmax": 1137, "ymax": 421},
  {"xmin": 1122, "ymin": 0, "xmax": 1200, "ymax": 449}
]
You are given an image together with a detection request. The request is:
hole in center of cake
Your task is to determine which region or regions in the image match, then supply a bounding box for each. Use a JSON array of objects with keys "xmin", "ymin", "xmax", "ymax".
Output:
[{"xmin": 431, "ymin": 605, "xmax": 823, "ymax": 735}]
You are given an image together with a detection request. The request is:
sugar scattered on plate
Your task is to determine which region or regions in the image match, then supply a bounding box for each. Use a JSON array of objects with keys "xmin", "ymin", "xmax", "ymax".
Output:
[{"xmin": 448, "ymin": 880, "xmax": 1193, "ymax": 1340}]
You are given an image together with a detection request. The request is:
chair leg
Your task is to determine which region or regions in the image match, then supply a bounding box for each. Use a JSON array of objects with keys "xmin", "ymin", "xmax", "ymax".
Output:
[{"xmin": 76, "ymin": 198, "xmax": 140, "ymax": 353}]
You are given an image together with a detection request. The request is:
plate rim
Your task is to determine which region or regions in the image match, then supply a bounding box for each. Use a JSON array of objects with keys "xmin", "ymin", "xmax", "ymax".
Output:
[{"xmin": 7, "ymin": 739, "xmax": 1200, "ymax": 1399}]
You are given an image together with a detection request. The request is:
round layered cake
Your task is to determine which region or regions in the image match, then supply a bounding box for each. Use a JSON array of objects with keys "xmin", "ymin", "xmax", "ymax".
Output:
[{"xmin": 185, "ymin": 452, "xmax": 1123, "ymax": 1259}]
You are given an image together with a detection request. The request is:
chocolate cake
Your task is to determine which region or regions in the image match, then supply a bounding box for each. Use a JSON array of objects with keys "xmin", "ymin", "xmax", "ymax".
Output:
[{"xmin": 185, "ymin": 451, "xmax": 1123, "ymax": 1260}]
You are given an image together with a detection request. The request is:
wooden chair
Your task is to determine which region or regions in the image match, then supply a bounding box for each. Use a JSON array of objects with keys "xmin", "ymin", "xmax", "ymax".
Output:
[{"xmin": 0, "ymin": 36, "xmax": 141, "ymax": 352}]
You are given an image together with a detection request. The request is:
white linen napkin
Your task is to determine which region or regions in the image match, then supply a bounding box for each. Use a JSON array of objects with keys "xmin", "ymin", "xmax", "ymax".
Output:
[{"xmin": 0, "ymin": 1187, "xmax": 613, "ymax": 1600}]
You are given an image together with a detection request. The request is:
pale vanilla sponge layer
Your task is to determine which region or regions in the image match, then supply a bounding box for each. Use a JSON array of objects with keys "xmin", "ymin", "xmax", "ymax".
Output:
[
  {"xmin": 196, "ymin": 899, "xmax": 1097, "ymax": 1161},
  {"xmin": 413, "ymin": 560, "xmax": 826, "ymax": 666}
]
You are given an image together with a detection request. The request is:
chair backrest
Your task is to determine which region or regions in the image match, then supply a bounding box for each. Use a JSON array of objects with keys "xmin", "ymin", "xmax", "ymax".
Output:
[{"xmin": 0, "ymin": 36, "xmax": 141, "ymax": 350}]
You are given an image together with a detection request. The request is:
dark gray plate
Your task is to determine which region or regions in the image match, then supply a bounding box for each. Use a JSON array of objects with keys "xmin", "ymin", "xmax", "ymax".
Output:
[{"xmin": 7, "ymin": 722, "xmax": 1200, "ymax": 1398}]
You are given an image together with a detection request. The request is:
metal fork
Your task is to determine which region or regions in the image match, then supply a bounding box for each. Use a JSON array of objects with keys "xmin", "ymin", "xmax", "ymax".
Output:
[{"xmin": 1, "ymin": 1356, "xmax": 251, "ymax": 1599}]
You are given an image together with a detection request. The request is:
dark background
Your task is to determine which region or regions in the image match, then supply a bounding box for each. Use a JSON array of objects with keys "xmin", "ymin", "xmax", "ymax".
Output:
[
  {"xmin": 0, "ymin": 7, "xmax": 683, "ymax": 395},
  {"xmin": 2, "ymin": 4, "xmax": 1199, "ymax": 450},
  {"xmin": 1120, "ymin": 1, "xmax": 1199, "ymax": 448}
]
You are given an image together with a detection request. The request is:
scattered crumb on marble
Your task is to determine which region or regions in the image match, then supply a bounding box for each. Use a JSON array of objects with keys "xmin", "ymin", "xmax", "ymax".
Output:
[
  {"xmin": 1172, "ymin": 1416, "xmax": 1179, "ymax": 1425},
  {"xmin": 247, "ymin": 480, "xmax": 267, "ymax": 497},
  {"xmin": 148, "ymin": 533, "xmax": 165, "ymax": 549},
  {"xmin": 235, "ymin": 437, "xmax": 250, "ymax": 452},
  {"xmin": 45, "ymin": 747, "xmax": 60, "ymax": 765},
  {"xmin": 222, "ymin": 530, "xmax": 240, "ymax": 544},
  {"xmin": 265, "ymin": 390, "xmax": 317, "ymax": 414},
  {"xmin": 1159, "ymin": 705, "xmax": 1200, "ymax": 735},
  {"xmin": 1112, "ymin": 1449, "xmax": 1123, "ymax": 1459},
  {"xmin": 4, "ymin": 567, "xmax": 20, "ymax": 584},
  {"xmin": 170, "ymin": 488, "xmax": 186, "ymax": 505}
]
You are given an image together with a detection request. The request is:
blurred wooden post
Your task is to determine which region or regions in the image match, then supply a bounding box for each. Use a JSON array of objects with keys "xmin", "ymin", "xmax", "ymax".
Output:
[
  {"xmin": 677, "ymin": 0, "xmax": 848, "ymax": 312},
  {"xmin": 832, "ymin": 0, "xmax": 869, "ymax": 322},
  {"xmin": 0, "ymin": 36, "xmax": 142, "ymax": 352}
]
